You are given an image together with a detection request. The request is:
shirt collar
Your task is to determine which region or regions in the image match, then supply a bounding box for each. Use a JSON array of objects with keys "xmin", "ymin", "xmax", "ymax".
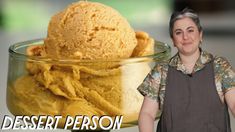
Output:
[{"xmin": 169, "ymin": 49, "xmax": 213, "ymax": 74}]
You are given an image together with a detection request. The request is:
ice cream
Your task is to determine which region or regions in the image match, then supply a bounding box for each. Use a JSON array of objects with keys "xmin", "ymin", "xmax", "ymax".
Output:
[
  {"xmin": 7, "ymin": 0, "xmax": 155, "ymax": 128},
  {"xmin": 44, "ymin": 1, "xmax": 137, "ymax": 60}
]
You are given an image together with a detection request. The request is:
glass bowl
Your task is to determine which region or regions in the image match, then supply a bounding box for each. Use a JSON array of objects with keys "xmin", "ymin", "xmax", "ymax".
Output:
[{"xmin": 7, "ymin": 39, "xmax": 171, "ymax": 129}]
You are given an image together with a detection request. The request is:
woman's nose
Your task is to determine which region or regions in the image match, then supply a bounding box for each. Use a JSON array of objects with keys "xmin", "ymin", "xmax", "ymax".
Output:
[{"xmin": 183, "ymin": 32, "xmax": 188, "ymax": 40}]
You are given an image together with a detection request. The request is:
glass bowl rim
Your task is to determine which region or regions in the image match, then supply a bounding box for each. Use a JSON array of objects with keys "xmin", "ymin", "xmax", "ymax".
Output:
[{"xmin": 9, "ymin": 38, "xmax": 171, "ymax": 63}]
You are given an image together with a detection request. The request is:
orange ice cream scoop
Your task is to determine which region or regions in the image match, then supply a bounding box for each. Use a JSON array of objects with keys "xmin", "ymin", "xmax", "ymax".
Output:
[
  {"xmin": 44, "ymin": 1, "xmax": 137, "ymax": 60},
  {"xmin": 7, "ymin": 0, "xmax": 161, "ymax": 128}
]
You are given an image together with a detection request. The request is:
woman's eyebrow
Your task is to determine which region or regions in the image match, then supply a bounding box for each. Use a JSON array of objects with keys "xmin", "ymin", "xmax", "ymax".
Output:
[
  {"xmin": 186, "ymin": 26, "xmax": 194, "ymax": 30},
  {"xmin": 174, "ymin": 29, "xmax": 182, "ymax": 33},
  {"xmin": 174, "ymin": 26, "xmax": 195, "ymax": 32}
]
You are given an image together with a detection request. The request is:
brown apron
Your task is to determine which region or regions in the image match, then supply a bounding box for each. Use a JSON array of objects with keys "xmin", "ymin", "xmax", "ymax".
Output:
[{"xmin": 157, "ymin": 60, "xmax": 231, "ymax": 132}]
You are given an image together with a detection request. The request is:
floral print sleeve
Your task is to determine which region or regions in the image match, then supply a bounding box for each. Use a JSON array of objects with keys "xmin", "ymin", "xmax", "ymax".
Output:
[
  {"xmin": 214, "ymin": 57, "xmax": 235, "ymax": 93},
  {"xmin": 137, "ymin": 64, "xmax": 162, "ymax": 102}
]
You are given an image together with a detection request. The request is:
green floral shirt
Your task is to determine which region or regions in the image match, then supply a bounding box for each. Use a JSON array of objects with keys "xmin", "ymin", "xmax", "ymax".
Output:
[{"xmin": 138, "ymin": 50, "xmax": 235, "ymax": 110}]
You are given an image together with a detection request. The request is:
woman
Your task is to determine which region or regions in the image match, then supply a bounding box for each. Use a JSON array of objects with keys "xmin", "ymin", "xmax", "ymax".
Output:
[{"xmin": 138, "ymin": 8, "xmax": 235, "ymax": 132}]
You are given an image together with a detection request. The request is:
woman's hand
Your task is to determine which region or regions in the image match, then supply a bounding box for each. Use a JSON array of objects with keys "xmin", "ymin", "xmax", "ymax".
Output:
[{"xmin": 138, "ymin": 96, "xmax": 159, "ymax": 132}]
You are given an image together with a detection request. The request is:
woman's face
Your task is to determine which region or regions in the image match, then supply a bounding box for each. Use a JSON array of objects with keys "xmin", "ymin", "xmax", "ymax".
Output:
[{"xmin": 172, "ymin": 17, "xmax": 202, "ymax": 56}]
